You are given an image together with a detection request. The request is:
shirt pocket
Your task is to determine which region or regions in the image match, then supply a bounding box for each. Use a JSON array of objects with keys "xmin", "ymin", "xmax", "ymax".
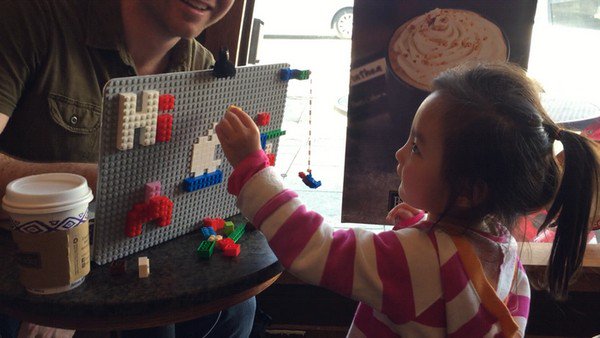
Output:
[{"xmin": 48, "ymin": 93, "xmax": 101, "ymax": 134}]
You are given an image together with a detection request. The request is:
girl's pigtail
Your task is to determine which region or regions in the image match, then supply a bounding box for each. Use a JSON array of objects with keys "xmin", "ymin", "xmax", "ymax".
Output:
[{"xmin": 541, "ymin": 128, "xmax": 600, "ymax": 299}]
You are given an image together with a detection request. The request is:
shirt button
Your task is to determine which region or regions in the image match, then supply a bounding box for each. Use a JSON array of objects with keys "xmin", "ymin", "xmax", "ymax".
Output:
[{"xmin": 70, "ymin": 116, "xmax": 78, "ymax": 125}]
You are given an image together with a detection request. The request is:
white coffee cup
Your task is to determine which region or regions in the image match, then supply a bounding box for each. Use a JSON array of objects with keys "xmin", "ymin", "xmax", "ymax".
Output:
[{"xmin": 2, "ymin": 173, "xmax": 94, "ymax": 294}]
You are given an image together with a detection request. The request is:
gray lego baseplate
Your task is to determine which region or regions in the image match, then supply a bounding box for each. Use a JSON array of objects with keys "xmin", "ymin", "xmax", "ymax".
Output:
[{"xmin": 93, "ymin": 63, "xmax": 290, "ymax": 264}]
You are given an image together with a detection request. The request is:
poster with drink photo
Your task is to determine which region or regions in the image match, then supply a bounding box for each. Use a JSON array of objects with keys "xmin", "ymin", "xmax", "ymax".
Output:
[{"xmin": 342, "ymin": 0, "xmax": 538, "ymax": 224}]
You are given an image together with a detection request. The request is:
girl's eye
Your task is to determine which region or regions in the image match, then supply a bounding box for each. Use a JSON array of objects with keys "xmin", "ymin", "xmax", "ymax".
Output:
[{"xmin": 411, "ymin": 142, "xmax": 419, "ymax": 154}]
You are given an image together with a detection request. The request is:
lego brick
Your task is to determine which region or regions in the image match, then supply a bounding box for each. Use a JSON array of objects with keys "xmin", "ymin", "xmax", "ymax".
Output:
[
  {"xmin": 228, "ymin": 224, "xmax": 246, "ymax": 243},
  {"xmin": 267, "ymin": 153, "xmax": 276, "ymax": 166},
  {"xmin": 203, "ymin": 217, "xmax": 225, "ymax": 231},
  {"xmin": 124, "ymin": 195, "xmax": 173, "ymax": 237},
  {"xmin": 223, "ymin": 221, "xmax": 235, "ymax": 235},
  {"xmin": 299, "ymin": 172, "xmax": 322, "ymax": 189},
  {"xmin": 200, "ymin": 226, "xmax": 217, "ymax": 239},
  {"xmin": 145, "ymin": 181, "xmax": 162, "ymax": 202},
  {"xmin": 182, "ymin": 170, "xmax": 223, "ymax": 192},
  {"xmin": 256, "ymin": 112, "xmax": 271, "ymax": 126},
  {"xmin": 93, "ymin": 63, "xmax": 289, "ymax": 264},
  {"xmin": 217, "ymin": 237, "xmax": 234, "ymax": 250},
  {"xmin": 148, "ymin": 196, "xmax": 174, "ymax": 227},
  {"xmin": 265, "ymin": 142, "xmax": 273, "ymax": 154},
  {"xmin": 260, "ymin": 133, "xmax": 267, "ymax": 150},
  {"xmin": 223, "ymin": 243, "xmax": 241, "ymax": 257},
  {"xmin": 158, "ymin": 94, "xmax": 175, "ymax": 111},
  {"xmin": 138, "ymin": 256, "xmax": 150, "ymax": 278},
  {"xmin": 156, "ymin": 113, "xmax": 173, "ymax": 142},
  {"xmin": 279, "ymin": 67, "xmax": 311, "ymax": 81},
  {"xmin": 197, "ymin": 240, "xmax": 215, "ymax": 258},
  {"xmin": 116, "ymin": 90, "xmax": 159, "ymax": 150},
  {"xmin": 190, "ymin": 124, "xmax": 222, "ymax": 176},
  {"xmin": 265, "ymin": 129, "xmax": 286, "ymax": 140}
]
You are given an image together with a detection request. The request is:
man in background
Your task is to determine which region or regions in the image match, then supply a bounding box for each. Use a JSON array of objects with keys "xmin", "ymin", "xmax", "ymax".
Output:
[{"xmin": 0, "ymin": 1, "xmax": 257, "ymax": 337}]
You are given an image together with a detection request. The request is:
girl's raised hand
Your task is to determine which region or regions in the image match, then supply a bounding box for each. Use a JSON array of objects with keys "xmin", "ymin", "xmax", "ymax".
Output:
[{"xmin": 215, "ymin": 105, "xmax": 262, "ymax": 167}]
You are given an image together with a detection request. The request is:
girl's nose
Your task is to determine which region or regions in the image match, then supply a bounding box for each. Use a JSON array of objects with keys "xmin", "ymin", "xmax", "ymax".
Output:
[{"xmin": 395, "ymin": 146, "xmax": 405, "ymax": 164}]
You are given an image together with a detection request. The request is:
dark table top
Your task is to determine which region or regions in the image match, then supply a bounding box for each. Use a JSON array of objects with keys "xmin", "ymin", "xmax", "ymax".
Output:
[{"xmin": 0, "ymin": 216, "xmax": 283, "ymax": 330}]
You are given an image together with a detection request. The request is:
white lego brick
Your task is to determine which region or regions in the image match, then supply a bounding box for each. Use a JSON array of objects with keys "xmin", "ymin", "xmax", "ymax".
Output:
[
  {"xmin": 138, "ymin": 256, "xmax": 150, "ymax": 278},
  {"xmin": 116, "ymin": 91, "xmax": 160, "ymax": 150},
  {"xmin": 117, "ymin": 93, "xmax": 138, "ymax": 150},
  {"xmin": 190, "ymin": 132, "xmax": 222, "ymax": 176}
]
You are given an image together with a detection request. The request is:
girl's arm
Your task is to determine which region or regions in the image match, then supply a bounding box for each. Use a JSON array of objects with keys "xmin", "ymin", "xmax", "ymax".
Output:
[{"xmin": 216, "ymin": 107, "xmax": 441, "ymax": 319}]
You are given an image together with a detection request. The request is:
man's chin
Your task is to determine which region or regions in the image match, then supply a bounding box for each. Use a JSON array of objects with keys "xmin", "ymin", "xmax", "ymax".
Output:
[{"xmin": 170, "ymin": 23, "xmax": 207, "ymax": 39}]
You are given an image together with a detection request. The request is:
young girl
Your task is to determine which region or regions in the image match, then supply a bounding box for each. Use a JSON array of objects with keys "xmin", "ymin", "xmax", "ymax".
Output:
[{"xmin": 215, "ymin": 62, "xmax": 600, "ymax": 337}]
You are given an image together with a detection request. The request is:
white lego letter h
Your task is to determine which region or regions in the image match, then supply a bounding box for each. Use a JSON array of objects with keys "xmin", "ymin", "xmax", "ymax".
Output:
[{"xmin": 116, "ymin": 91, "xmax": 159, "ymax": 150}]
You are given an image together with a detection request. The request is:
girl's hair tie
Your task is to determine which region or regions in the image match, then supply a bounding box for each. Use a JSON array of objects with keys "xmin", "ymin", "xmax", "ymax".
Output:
[
  {"xmin": 555, "ymin": 129, "xmax": 563, "ymax": 141},
  {"xmin": 544, "ymin": 123, "xmax": 562, "ymax": 141}
]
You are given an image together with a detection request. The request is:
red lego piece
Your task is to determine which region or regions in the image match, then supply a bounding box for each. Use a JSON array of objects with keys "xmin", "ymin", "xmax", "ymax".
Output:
[
  {"xmin": 267, "ymin": 153, "xmax": 276, "ymax": 166},
  {"xmin": 156, "ymin": 113, "xmax": 173, "ymax": 142},
  {"xmin": 223, "ymin": 243, "xmax": 241, "ymax": 257},
  {"xmin": 217, "ymin": 237, "xmax": 234, "ymax": 250},
  {"xmin": 125, "ymin": 202, "xmax": 150, "ymax": 237},
  {"xmin": 158, "ymin": 94, "xmax": 175, "ymax": 111},
  {"xmin": 150, "ymin": 196, "xmax": 174, "ymax": 227},
  {"xmin": 203, "ymin": 217, "xmax": 225, "ymax": 231},
  {"xmin": 256, "ymin": 112, "xmax": 271, "ymax": 126},
  {"xmin": 125, "ymin": 196, "xmax": 174, "ymax": 237}
]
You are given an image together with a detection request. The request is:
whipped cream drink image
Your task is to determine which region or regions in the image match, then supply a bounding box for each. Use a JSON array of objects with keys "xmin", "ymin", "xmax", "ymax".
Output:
[{"xmin": 388, "ymin": 8, "xmax": 508, "ymax": 91}]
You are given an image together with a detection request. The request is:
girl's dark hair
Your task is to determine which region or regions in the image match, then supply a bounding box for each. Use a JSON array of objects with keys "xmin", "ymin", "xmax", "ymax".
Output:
[{"xmin": 431, "ymin": 62, "xmax": 600, "ymax": 300}]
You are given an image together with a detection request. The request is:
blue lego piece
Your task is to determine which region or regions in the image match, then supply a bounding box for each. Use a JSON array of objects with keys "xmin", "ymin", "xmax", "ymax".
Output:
[
  {"xmin": 200, "ymin": 226, "xmax": 217, "ymax": 239},
  {"xmin": 279, "ymin": 68, "xmax": 311, "ymax": 81},
  {"xmin": 280, "ymin": 68, "xmax": 292, "ymax": 81},
  {"xmin": 260, "ymin": 133, "xmax": 267, "ymax": 150},
  {"xmin": 299, "ymin": 172, "xmax": 321, "ymax": 189},
  {"xmin": 183, "ymin": 170, "xmax": 223, "ymax": 192}
]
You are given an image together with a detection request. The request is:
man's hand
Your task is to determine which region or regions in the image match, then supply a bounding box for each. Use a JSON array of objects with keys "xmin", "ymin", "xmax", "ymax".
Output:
[{"xmin": 215, "ymin": 106, "xmax": 262, "ymax": 167}]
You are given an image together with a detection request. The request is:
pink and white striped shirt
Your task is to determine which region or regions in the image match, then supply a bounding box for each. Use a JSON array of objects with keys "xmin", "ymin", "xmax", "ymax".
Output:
[{"xmin": 230, "ymin": 150, "xmax": 530, "ymax": 337}]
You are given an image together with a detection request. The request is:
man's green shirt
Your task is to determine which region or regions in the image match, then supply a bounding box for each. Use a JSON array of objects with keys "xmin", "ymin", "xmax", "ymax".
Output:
[{"xmin": 0, "ymin": 0, "xmax": 215, "ymax": 162}]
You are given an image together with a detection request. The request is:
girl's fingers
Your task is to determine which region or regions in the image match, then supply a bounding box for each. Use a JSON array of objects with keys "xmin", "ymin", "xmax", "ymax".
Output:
[
  {"xmin": 228, "ymin": 105, "xmax": 259, "ymax": 131},
  {"xmin": 224, "ymin": 108, "xmax": 245, "ymax": 132},
  {"xmin": 395, "ymin": 208, "xmax": 412, "ymax": 220},
  {"xmin": 215, "ymin": 128, "xmax": 228, "ymax": 145},
  {"xmin": 386, "ymin": 202, "xmax": 422, "ymax": 222},
  {"xmin": 238, "ymin": 109, "xmax": 258, "ymax": 129},
  {"xmin": 400, "ymin": 203, "xmax": 421, "ymax": 214},
  {"xmin": 216, "ymin": 118, "xmax": 233, "ymax": 139}
]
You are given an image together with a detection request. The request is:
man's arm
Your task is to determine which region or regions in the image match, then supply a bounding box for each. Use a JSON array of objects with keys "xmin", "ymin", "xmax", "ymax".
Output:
[{"xmin": 0, "ymin": 113, "xmax": 98, "ymax": 220}]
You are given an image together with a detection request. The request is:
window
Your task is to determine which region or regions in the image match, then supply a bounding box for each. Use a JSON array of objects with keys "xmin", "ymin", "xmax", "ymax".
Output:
[
  {"xmin": 529, "ymin": 0, "xmax": 600, "ymax": 129},
  {"xmin": 250, "ymin": 0, "xmax": 360, "ymax": 229},
  {"xmin": 250, "ymin": 1, "xmax": 600, "ymax": 238}
]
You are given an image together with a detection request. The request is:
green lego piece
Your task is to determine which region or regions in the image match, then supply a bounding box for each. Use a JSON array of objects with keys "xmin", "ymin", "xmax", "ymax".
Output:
[
  {"xmin": 223, "ymin": 221, "xmax": 235, "ymax": 235},
  {"xmin": 197, "ymin": 240, "xmax": 215, "ymax": 258},
  {"xmin": 296, "ymin": 70, "xmax": 310, "ymax": 80},
  {"xmin": 265, "ymin": 129, "xmax": 285, "ymax": 140},
  {"xmin": 265, "ymin": 129, "xmax": 286, "ymax": 140},
  {"xmin": 228, "ymin": 224, "xmax": 246, "ymax": 243}
]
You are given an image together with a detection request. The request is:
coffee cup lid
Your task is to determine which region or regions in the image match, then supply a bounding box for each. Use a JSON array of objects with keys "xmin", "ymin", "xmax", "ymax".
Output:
[{"xmin": 2, "ymin": 173, "xmax": 94, "ymax": 214}]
